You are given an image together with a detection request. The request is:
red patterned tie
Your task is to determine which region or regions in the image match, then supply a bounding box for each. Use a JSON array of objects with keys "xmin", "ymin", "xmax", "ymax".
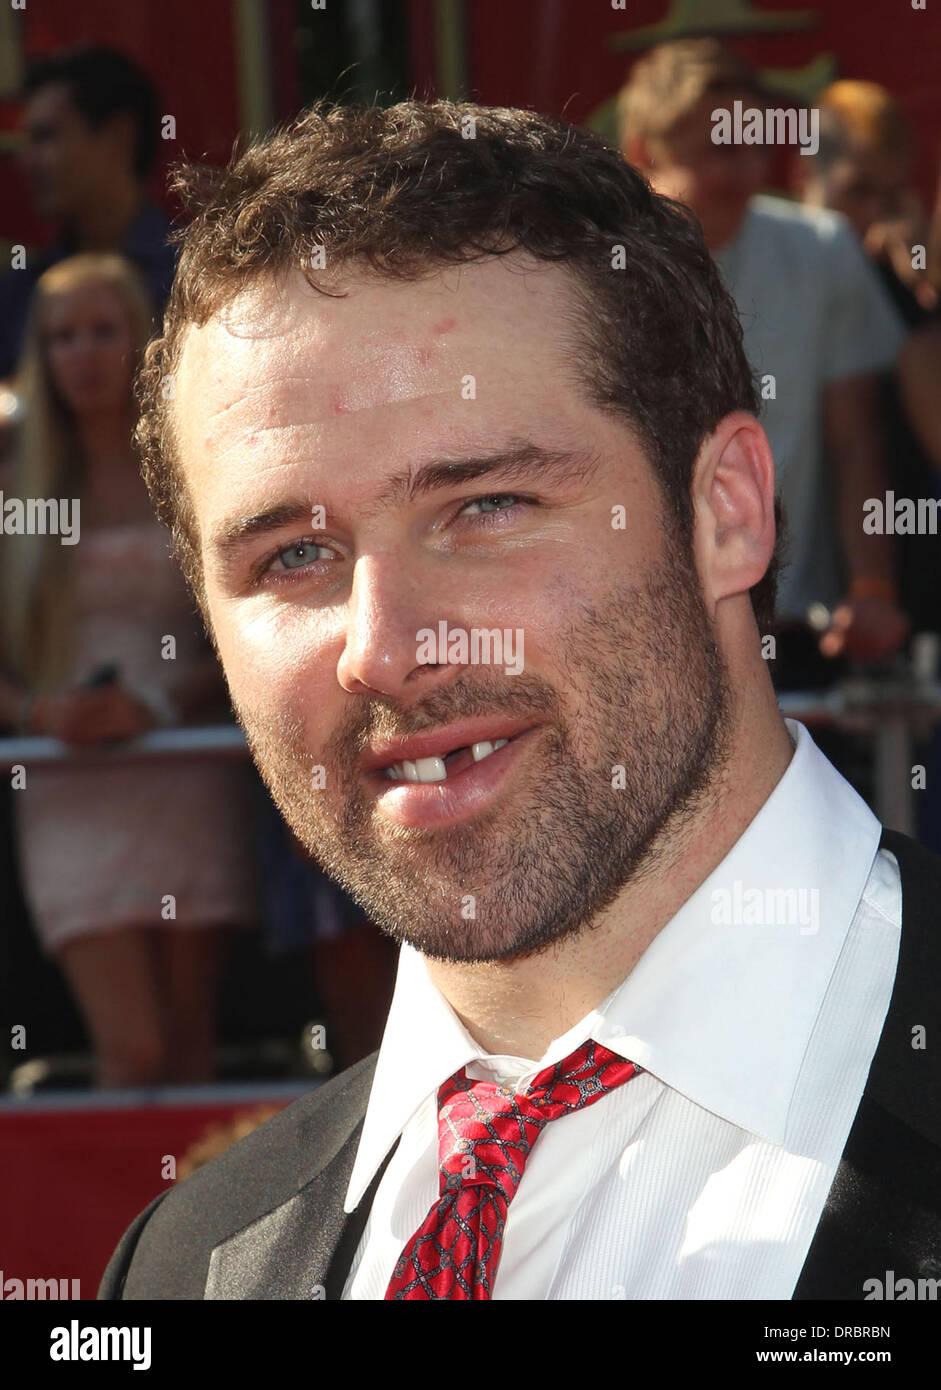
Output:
[{"xmin": 384, "ymin": 1039, "xmax": 641, "ymax": 1300}]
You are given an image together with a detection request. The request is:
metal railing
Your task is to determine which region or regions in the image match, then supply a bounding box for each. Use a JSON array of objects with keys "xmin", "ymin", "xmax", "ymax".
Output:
[
  {"xmin": 0, "ymin": 723, "xmax": 248, "ymax": 765},
  {"xmin": 778, "ymin": 676, "xmax": 941, "ymax": 835},
  {"xmin": 1, "ymin": 676, "xmax": 940, "ymax": 832}
]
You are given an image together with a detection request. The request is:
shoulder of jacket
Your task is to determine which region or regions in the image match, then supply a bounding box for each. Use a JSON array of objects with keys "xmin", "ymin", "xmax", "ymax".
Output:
[
  {"xmin": 104, "ymin": 1052, "xmax": 379, "ymax": 1297},
  {"xmin": 167, "ymin": 1050, "xmax": 378, "ymax": 1205}
]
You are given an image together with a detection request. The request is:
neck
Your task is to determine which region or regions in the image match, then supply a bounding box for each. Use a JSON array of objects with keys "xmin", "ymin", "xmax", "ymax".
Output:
[
  {"xmin": 425, "ymin": 666, "xmax": 795, "ymax": 1059},
  {"xmin": 70, "ymin": 180, "xmax": 142, "ymax": 252}
]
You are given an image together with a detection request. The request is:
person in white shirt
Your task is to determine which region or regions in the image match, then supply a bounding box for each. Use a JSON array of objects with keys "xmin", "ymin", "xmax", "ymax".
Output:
[
  {"xmin": 99, "ymin": 94, "xmax": 939, "ymax": 1302},
  {"xmin": 619, "ymin": 38, "xmax": 910, "ymax": 668}
]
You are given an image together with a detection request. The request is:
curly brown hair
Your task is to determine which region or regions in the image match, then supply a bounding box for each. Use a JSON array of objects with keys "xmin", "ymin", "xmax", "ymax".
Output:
[{"xmin": 136, "ymin": 97, "xmax": 784, "ymax": 631}]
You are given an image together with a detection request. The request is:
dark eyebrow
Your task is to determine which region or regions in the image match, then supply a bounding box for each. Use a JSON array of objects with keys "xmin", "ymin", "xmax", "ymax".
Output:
[
  {"xmin": 209, "ymin": 442, "xmax": 598, "ymax": 564},
  {"xmin": 210, "ymin": 501, "xmax": 319, "ymax": 562},
  {"xmin": 367, "ymin": 442, "xmax": 598, "ymax": 515}
]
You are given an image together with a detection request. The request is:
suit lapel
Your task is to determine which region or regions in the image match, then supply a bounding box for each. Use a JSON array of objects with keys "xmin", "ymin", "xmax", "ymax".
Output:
[
  {"xmin": 206, "ymin": 1053, "xmax": 389, "ymax": 1299},
  {"xmin": 207, "ymin": 1122, "xmax": 364, "ymax": 1298}
]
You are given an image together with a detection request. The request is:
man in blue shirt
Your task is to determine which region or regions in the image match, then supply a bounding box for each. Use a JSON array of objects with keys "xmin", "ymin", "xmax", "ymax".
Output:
[{"xmin": 0, "ymin": 45, "xmax": 176, "ymax": 381}]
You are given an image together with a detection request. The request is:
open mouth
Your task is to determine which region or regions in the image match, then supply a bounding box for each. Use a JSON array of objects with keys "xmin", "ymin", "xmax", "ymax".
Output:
[
  {"xmin": 365, "ymin": 725, "xmax": 540, "ymax": 829},
  {"xmin": 382, "ymin": 738, "xmax": 511, "ymax": 783}
]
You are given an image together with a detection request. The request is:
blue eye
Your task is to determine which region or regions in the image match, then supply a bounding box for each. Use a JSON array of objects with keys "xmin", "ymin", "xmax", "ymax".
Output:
[
  {"xmin": 273, "ymin": 540, "xmax": 330, "ymax": 571},
  {"xmin": 460, "ymin": 495, "xmax": 524, "ymax": 517}
]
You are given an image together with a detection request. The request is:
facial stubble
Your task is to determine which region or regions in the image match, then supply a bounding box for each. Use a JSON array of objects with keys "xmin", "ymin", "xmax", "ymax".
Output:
[{"xmin": 234, "ymin": 531, "xmax": 734, "ymax": 964}]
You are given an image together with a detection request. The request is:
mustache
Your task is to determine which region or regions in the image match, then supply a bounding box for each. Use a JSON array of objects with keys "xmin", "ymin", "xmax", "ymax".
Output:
[{"xmin": 324, "ymin": 670, "xmax": 563, "ymax": 773}]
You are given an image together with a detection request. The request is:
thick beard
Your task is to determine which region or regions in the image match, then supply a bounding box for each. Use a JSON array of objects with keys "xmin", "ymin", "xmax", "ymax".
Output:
[{"xmin": 237, "ymin": 540, "xmax": 733, "ymax": 964}]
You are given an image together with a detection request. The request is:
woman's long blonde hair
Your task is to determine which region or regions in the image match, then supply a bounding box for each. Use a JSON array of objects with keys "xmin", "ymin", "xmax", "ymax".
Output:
[{"xmin": 1, "ymin": 253, "xmax": 155, "ymax": 687}]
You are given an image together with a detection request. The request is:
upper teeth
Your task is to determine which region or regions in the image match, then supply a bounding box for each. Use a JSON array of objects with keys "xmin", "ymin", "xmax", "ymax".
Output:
[{"xmin": 384, "ymin": 739, "xmax": 509, "ymax": 783}]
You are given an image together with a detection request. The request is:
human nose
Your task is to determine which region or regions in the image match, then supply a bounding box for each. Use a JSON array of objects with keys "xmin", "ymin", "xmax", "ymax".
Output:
[{"xmin": 335, "ymin": 552, "xmax": 459, "ymax": 700}]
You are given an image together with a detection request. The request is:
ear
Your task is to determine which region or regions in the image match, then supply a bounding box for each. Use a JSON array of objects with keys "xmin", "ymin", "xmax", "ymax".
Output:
[{"xmin": 691, "ymin": 411, "xmax": 777, "ymax": 620}]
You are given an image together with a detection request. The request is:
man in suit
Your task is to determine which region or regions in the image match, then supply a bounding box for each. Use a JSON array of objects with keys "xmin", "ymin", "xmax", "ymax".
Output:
[{"xmin": 100, "ymin": 98, "xmax": 941, "ymax": 1300}]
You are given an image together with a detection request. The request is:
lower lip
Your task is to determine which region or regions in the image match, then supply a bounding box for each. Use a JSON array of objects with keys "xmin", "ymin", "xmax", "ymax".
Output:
[{"xmin": 365, "ymin": 726, "xmax": 540, "ymax": 829}]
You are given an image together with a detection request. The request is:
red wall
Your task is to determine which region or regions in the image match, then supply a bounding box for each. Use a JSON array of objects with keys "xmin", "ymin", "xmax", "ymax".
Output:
[
  {"xmin": 6, "ymin": 0, "xmax": 938, "ymax": 236},
  {"xmin": 0, "ymin": 1094, "xmax": 300, "ymax": 1297}
]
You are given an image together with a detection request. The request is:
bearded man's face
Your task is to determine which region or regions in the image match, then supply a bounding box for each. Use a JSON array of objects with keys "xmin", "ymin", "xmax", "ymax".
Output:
[{"xmin": 173, "ymin": 256, "xmax": 732, "ymax": 963}]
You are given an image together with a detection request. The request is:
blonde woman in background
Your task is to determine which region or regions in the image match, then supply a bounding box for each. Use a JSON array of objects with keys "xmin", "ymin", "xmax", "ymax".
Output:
[{"xmin": 0, "ymin": 253, "xmax": 258, "ymax": 1087}]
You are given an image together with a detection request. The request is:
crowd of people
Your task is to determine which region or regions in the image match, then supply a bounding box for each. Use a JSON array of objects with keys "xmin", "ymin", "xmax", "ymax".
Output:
[
  {"xmin": 0, "ymin": 47, "xmax": 397, "ymax": 1088},
  {"xmin": 619, "ymin": 41, "xmax": 941, "ymax": 670},
  {"xmin": 618, "ymin": 38, "xmax": 941, "ymax": 848},
  {"xmin": 1, "ymin": 38, "xmax": 939, "ymax": 1089}
]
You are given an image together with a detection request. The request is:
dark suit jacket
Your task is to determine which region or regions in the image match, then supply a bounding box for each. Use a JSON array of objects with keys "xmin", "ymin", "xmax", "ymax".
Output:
[{"xmin": 99, "ymin": 828, "xmax": 941, "ymax": 1300}]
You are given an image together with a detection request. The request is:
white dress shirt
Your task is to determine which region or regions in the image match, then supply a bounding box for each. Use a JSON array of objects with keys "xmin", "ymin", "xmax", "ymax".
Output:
[{"xmin": 342, "ymin": 719, "xmax": 901, "ymax": 1299}]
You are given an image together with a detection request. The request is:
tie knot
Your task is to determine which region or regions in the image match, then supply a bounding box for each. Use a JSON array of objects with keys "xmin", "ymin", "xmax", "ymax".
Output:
[
  {"xmin": 436, "ymin": 1040, "xmax": 641, "ymax": 1201},
  {"xmin": 386, "ymin": 1041, "xmax": 641, "ymax": 1299},
  {"xmin": 438, "ymin": 1078, "xmax": 536, "ymax": 1201}
]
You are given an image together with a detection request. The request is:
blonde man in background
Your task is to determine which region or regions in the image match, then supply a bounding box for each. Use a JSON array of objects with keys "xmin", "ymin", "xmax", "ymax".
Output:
[{"xmin": 619, "ymin": 41, "xmax": 910, "ymax": 677}]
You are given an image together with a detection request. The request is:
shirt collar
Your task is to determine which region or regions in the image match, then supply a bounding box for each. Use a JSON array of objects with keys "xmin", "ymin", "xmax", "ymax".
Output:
[{"xmin": 344, "ymin": 719, "xmax": 881, "ymax": 1210}]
